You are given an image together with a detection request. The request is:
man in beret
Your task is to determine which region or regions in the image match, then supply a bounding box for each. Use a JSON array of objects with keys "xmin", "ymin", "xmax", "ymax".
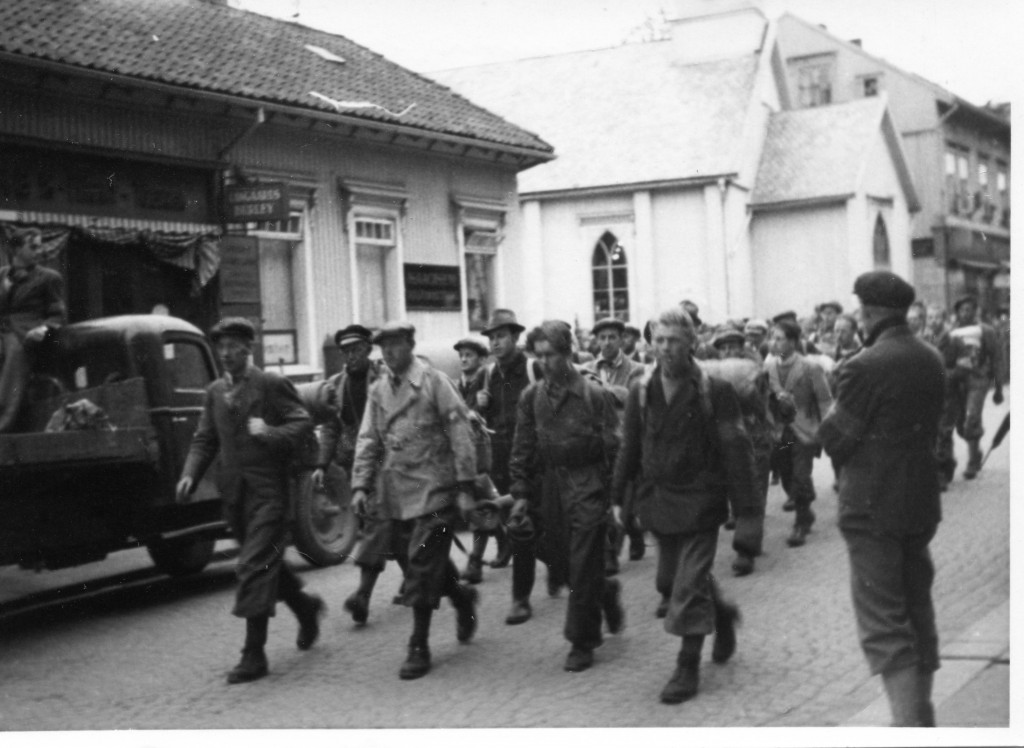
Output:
[
  {"xmin": 935, "ymin": 295, "xmax": 1004, "ymax": 482},
  {"xmin": 819, "ymin": 271, "xmax": 945, "ymax": 726},
  {"xmin": 454, "ymin": 334, "xmax": 510, "ymax": 584},
  {"xmin": 584, "ymin": 317, "xmax": 647, "ymax": 571},
  {"xmin": 351, "ymin": 321, "xmax": 480, "ymax": 679},
  {"xmin": 309, "ymin": 324, "xmax": 396, "ymax": 626},
  {"xmin": 177, "ymin": 317, "xmax": 325, "ymax": 684}
]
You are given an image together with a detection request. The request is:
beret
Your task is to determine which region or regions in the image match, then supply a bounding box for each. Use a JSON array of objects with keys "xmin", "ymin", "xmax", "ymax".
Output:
[
  {"xmin": 853, "ymin": 270, "xmax": 915, "ymax": 309},
  {"xmin": 334, "ymin": 324, "xmax": 373, "ymax": 348},
  {"xmin": 592, "ymin": 317, "xmax": 626, "ymax": 335},
  {"xmin": 209, "ymin": 317, "xmax": 255, "ymax": 343},
  {"xmin": 453, "ymin": 336, "xmax": 489, "ymax": 357},
  {"xmin": 371, "ymin": 321, "xmax": 416, "ymax": 344}
]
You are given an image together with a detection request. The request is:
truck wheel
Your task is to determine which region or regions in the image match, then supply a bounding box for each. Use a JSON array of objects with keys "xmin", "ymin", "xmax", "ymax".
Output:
[
  {"xmin": 147, "ymin": 535, "xmax": 216, "ymax": 577},
  {"xmin": 292, "ymin": 464, "xmax": 357, "ymax": 567}
]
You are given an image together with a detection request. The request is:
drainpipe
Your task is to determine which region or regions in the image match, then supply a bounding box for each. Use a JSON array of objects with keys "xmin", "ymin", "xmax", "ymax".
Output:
[{"xmin": 718, "ymin": 177, "xmax": 732, "ymax": 315}]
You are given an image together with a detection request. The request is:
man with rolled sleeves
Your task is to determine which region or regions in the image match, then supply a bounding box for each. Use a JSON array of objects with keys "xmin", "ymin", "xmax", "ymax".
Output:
[
  {"xmin": 350, "ymin": 321, "xmax": 480, "ymax": 680},
  {"xmin": 613, "ymin": 307, "xmax": 754, "ymax": 703},
  {"xmin": 176, "ymin": 317, "xmax": 325, "ymax": 684},
  {"xmin": 508, "ymin": 321, "xmax": 624, "ymax": 673},
  {"xmin": 584, "ymin": 316, "xmax": 646, "ymax": 571},
  {"xmin": 820, "ymin": 271, "xmax": 945, "ymax": 726}
]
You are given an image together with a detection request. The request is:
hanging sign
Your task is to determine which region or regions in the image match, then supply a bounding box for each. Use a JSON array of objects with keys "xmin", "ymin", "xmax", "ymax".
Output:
[{"xmin": 224, "ymin": 182, "xmax": 290, "ymax": 222}]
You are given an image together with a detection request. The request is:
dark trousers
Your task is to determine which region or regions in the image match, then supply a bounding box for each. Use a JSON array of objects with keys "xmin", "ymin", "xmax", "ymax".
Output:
[
  {"xmin": 226, "ymin": 489, "xmax": 303, "ymax": 619},
  {"xmin": 937, "ymin": 372, "xmax": 989, "ymax": 475},
  {"xmin": 0, "ymin": 331, "xmax": 29, "ymax": 433},
  {"xmin": 390, "ymin": 507, "xmax": 463, "ymax": 609},
  {"xmin": 777, "ymin": 436, "xmax": 818, "ymax": 528},
  {"xmin": 841, "ymin": 523, "xmax": 939, "ymax": 675},
  {"xmin": 734, "ymin": 448, "xmax": 770, "ymax": 557},
  {"xmin": 653, "ymin": 528, "xmax": 721, "ymax": 637},
  {"xmin": 352, "ymin": 503, "xmax": 397, "ymax": 572}
]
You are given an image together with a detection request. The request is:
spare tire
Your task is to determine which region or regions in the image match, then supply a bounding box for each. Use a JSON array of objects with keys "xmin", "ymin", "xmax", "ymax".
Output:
[
  {"xmin": 147, "ymin": 535, "xmax": 216, "ymax": 577},
  {"xmin": 292, "ymin": 463, "xmax": 357, "ymax": 567}
]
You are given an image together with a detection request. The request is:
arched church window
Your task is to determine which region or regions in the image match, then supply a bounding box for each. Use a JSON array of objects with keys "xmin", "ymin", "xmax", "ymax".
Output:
[
  {"xmin": 592, "ymin": 231, "xmax": 629, "ymax": 321},
  {"xmin": 873, "ymin": 214, "xmax": 891, "ymax": 268}
]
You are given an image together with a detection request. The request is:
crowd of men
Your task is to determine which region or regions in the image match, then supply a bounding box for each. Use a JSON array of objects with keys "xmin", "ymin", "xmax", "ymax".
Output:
[{"xmin": 169, "ymin": 272, "xmax": 1006, "ymax": 725}]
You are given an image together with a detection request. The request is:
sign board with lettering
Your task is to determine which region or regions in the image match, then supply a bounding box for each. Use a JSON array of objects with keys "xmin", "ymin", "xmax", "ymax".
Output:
[
  {"xmin": 404, "ymin": 264, "xmax": 462, "ymax": 311},
  {"xmin": 262, "ymin": 330, "xmax": 297, "ymax": 366},
  {"xmin": 224, "ymin": 182, "xmax": 290, "ymax": 222},
  {"xmin": 219, "ymin": 235, "xmax": 261, "ymax": 304}
]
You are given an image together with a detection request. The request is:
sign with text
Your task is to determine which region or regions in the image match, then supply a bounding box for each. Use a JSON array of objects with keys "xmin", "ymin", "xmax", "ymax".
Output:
[
  {"xmin": 224, "ymin": 182, "xmax": 290, "ymax": 222},
  {"xmin": 404, "ymin": 264, "xmax": 461, "ymax": 311},
  {"xmin": 219, "ymin": 235, "xmax": 261, "ymax": 304}
]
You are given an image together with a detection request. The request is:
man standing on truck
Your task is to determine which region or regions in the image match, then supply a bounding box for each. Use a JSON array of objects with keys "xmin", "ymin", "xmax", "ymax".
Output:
[
  {"xmin": 176, "ymin": 317, "xmax": 326, "ymax": 685},
  {"xmin": 0, "ymin": 228, "xmax": 66, "ymax": 432}
]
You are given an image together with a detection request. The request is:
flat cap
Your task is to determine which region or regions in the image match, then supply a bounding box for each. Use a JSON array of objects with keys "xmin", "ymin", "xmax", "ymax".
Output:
[
  {"xmin": 209, "ymin": 316, "xmax": 255, "ymax": 343},
  {"xmin": 334, "ymin": 324, "xmax": 372, "ymax": 348},
  {"xmin": 592, "ymin": 317, "xmax": 625, "ymax": 335},
  {"xmin": 371, "ymin": 320, "xmax": 416, "ymax": 345},
  {"xmin": 623, "ymin": 324, "xmax": 642, "ymax": 337},
  {"xmin": 953, "ymin": 294, "xmax": 978, "ymax": 312},
  {"xmin": 819, "ymin": 300, "xmax": 843, "ymax": 314},
  {"xmin": 853, "ymin": 271, "xmax": 915, "ymax": 309},
  {"xmin": 482, "ymin": 308, "xmax": 525, "ymax": 336},
  {"xmin": 744, "ymin": 318, "xmax": 769, "ymax": 334},
  {"xmin": 772, "ymin": 310, "xmax": 798, "ymax": 325},
  {"xmin": 453, "ymin": 335, "xmax": 489, "ymax": 357},
  {"xmin": 679, "ymin": 299, "xmax": 702, "ymax": 327},
  {"xmin": 712, "ymin": 327, "xmax": 746, "ymax": 348}
]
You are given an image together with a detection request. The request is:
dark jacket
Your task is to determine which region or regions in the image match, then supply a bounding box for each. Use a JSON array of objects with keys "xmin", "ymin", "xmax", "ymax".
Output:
[
  {"xmin": 182, "ymin": 365, "xmax": 313, "ymax": 505},
  {"xmin": 312, "ymin": 363, "xmax": 381, "ymax": 470},
  {"xmin": 819, "ymin": 323, "xmax": 944, "ymax": 535},
  {"xmin": 0, "ymin": 264, "xmax": 65, "ymax": 338},
  {"xmin": 612, "ymin": 361, "xmax": 756, "ymax": 534},
  {"xmin": 478, "ymin": 351, "xmax": 543, "ymax": 446},
  {"xmin": 457, "ymin": 367, "xmax": 487, "ymax": 407}
]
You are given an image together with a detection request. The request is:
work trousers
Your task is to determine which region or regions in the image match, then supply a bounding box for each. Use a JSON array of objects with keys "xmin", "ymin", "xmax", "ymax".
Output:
[
  {"xmin": 733, "ymin": 448, "xmax": 770, "ymax": 557},
  {"xmin": 936, "ymin": 372, "xmax": 989, "ymax": 474},
  {"xmin": 226, "ymin": 486, "xmax": 304, "ymax": 619},
  {"xmin": 352, "ymin": 498, "xmax": 397, "ymax": 572},
  {"xmin": 653, "ymin": 528, "xmax": 721, "ymax": 637},
  {"xmin": 777, "ymin": 435, "xmax": 818, "ymax": 528},
  {"xmin": 840, "ymin": 522, "xmax": 940, "ymax": 675},
  {"xmin": 0, "ymin": 331, "xmax": 29, "ymax": 433},
  {"xmin": 389, "ymin": 506, "xmax": 463, "ymax": 610}
]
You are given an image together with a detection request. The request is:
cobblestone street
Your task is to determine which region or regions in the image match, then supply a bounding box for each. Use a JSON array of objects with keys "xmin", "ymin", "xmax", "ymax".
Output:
[{"xmin": 0, "ymin": 395, "xmax": 1010, "ymax": 732}]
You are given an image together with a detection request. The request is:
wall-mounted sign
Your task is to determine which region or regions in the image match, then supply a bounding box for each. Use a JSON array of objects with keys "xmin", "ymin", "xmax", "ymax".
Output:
[
  {"xmin": 404, "ymin": 264, "xmax": 461, "ymax": 311},
  {"xmin": 262, "ymin": 330, "xmax": 297, "ymax": 366},
  {"xmin": 218, "ymin": 236, "xmax": 261, "ymax": 304},
  {"xmin": 225, "ymin": 182, "xmax": 290, "ymax": 222}
]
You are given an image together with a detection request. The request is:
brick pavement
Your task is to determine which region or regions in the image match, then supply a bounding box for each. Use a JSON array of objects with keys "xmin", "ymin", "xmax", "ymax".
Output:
[{"xmin": 0, "ymin": 394, "xmax": 1010, "ymax": 731}]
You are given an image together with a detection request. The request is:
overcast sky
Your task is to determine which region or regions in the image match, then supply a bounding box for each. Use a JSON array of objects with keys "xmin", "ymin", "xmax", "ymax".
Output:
[{"xmin": 234, "ymin": 0, "xmax": 1020, "ymax": 107}]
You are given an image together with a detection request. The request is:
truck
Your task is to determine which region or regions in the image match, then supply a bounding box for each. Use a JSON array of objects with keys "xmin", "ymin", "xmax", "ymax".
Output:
[{"xmin": 0, "ymin": 315, "xmax": 357, "ymax": 577}]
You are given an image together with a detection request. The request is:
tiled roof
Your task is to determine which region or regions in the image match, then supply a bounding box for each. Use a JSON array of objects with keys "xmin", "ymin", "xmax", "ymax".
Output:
[
  {"xmin": 0, "ymin": 0, "xmax": 552, "ymax": 156},
  {"xmin": 433, "ymin": 43, "xmax": 761, "ymax": 194},
  {"xmin": 751, "ymin": 98, "xmax": 887, "ymax": 205}
]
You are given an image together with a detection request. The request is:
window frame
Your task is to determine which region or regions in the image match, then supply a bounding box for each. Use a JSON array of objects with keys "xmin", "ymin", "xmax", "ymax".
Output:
[
  {"xmin": 454, "ymin": 196, "xmax": 507, "ymax": 334},
  {"xmin": 591, "ymin": 230, "xmax": 630, "ymax": 322},
  {"xmin": 349, "ymin": 207, "xmax": 403, "ymax": 329}
]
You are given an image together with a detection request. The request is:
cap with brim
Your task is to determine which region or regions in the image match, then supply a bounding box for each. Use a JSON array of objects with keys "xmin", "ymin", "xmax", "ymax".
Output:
[
  {"xmin": 453, "ymin": 336, "xmax": 489, "ymax": 357},
  {"xmin": 953, "ymin": 294, "xmax": 978, "ymax": 312},
  {"xmin": 371, "ymin": 321, "xmax": 416, "ymax": 345},
  {"xmin": 623, "ymin": 325, "xmax": 641, "ymax": 337},
  {"xmin": 772, "ymin": 310, "xmax": 798, "ymax": 324},
  {"xmin": 819, "ymin": 301, "xmax": 843, "ymax": 314},
  {"xmin": 210, "ymin": 317, "xmax": 256, "ymax": 343},
  {"xmin": 334, "ymin": 324, "xmax": 373, "ymax": 348},
  {"xmin": 853, "ymin": 271, "xmax": 916, "ymax": 310},
  {"xmin": 744, "ymin": 318, "xmax": 768, "ymax": 334},
  {"xmin": 712, "ymin": 328, "xmax": 746, "ymax": 348},
  {"xmin": 482, "ymin": 308, "xmax": 526, "ymax": 336},
  {"xmin": 592, "ymin": 317, "xmax": 626, "ymax": 336}
]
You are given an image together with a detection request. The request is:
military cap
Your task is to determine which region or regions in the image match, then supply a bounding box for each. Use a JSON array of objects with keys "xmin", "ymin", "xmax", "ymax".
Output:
[
  {"xmin": 853, "ymin": 270, "xmax": 916, "ymax": 309},
  {"xmin": 712, "ymin": 327, "xmax": 746, "ymax": 348},
  {"xmin": 744, "ymin": 318, "xmax": 769, "ymax": 334},
  {"xmin": 481, "ymin": 308, "xmax": 526, "ymax": 336},
  {"xmin": 819, "ymin": 300, "xmax": 843, "ymax": 314},
  {"xmin": 453, "ymin": 335, "xmax": 489, "ymax": 357},
  {"xmin": 334, "ymin": 324, "xmax": 373, "ymax": 348},
  {"xmin": 623, "ymin": 324, "xmax": 642, "ymax": 338},
  {"xmin": 592, "ymin": 317, "xmax": 626, "ymax": 336},
  {"xmin": 371, "ymin": 320, "xmax": 416, "ymax": 345},
  {"xmin": 209, "ymin": 317, "xmax": 255, "ymax": 343},
  {"xmin": 953, "ymin": 294, "xmax": 979, "ymax": 312}
]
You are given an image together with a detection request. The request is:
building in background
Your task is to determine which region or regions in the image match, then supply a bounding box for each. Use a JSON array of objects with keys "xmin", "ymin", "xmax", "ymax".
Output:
[
  {"xmin": 0, "ymin": 0, "xmax": 552, "ymax": 378},
  {"xmin": 775, "ymin": 13, "xmax": 1010, "ymax": 315},
  {"xmin": 434, "ymin": 1, "xmax": 919, "ymax": 327}
]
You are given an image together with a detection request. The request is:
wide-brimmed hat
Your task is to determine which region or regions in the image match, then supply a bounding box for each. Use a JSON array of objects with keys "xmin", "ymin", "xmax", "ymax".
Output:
[
  {"xmin": 371, "ymin": 321, "xmax": 416, "ymax": 345},
  {"xmin": 482, "ymin": 309, "xmax": 526, "ymax": 336},
  {"xmin": 592, "ymin": 317, "xmax": 626, "ymax": 336},
  {"xmin": 334, "ymin": 324, "xmax": 372, "ymax": 348},
  {"xmin": 209, "ymin": 317, "xmax": 256, "ymax": 343},
  {"xmin": 453, "ymin": 335, "xmax": 489, "ymax": 357}
]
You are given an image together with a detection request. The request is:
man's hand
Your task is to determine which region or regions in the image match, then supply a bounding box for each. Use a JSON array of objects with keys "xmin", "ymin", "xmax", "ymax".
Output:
[
  {"xmin": 475, "ymin": 389, "xmax": 490, "ymax": 410},
  {"xmin": 351, "ymin": 489, "xmax": 369, "ymax": 518},
  {"xmin": 610, "ymin": 504, "xmax": 624, "ymax": 528},
  {"xmin": 24, "ymin": 325, "xmax": 48, "ymax": 344},
  {"xmin": 175, "ymin": 477, "xmax": 194, "ymax": 504},
  {"xmin": 510, "ymin": 498, "xmax": 529, "ymax": 519},
  {"xmin": 456, "ymin": 490, "xmax": 476, "ymax": 524},
  {"xmin": 312, "ymin": 467, "xmax": 326, "ymax": 492},
  {"xmin": 993, "ymin": 388, "xmax": 1005, "ymax": 406},
  {"xmin": 247, "ymin": 417, "xmax": 269, "ymax": 437}
]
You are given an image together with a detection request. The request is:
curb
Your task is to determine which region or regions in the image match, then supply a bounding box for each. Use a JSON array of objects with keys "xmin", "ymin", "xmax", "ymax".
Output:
[{"xmin": 842, "ymin": 599, "xmax": 1009, "ymax": 726}]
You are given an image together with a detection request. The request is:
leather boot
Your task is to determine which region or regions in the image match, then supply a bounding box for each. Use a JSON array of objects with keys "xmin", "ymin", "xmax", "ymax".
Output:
[
  {"xmin": 964, "ymin": 439, "xmax": 983, "ymax": 479},
  {"xmin": 228, "ymin": 617, "xmax": 269, "ymax": 684},
  {"xmin": 660, "ymin": 636, "xmax": 703, "ymax": 704},
  {"xmin": 711, "ymin": 600, "xmax": 740, "ymax": 664},
  {"xmin": 295, "ymin": 594, "xmax": 326, "ymax": 650},
  {"xmin": 882, "ymin": 665, "xmax": 924, "ymax": 726},
  {"xmin": 461, "ymin": 555, "xmax": 484, "ymax": 584},
  {"xmin": 655, "ymin": 595, "xmax": 669, "ymax": 619},
  {"xmin": 454, "ymin": 585, "xmax": 479, "ymax": 643},
  {"xmin": 917, "ymin": 668, "xmax": 936, "ymax": 727},
  {"xmin": 602, "ymin": 577, "xmax": 625, "ymax": 634},
  {"xmin": 399, "ymin": 641, "xmax": 431, "ymax": 680},
  {"xmin": 505, "ymin": 598, "xmax": 532, "ymax": 625}
]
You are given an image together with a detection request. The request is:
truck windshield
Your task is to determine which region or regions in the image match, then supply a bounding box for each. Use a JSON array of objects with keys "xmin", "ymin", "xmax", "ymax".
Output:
[{"xmin": 163, "ymin": 339, "xmax": 214, "ymax": 392}]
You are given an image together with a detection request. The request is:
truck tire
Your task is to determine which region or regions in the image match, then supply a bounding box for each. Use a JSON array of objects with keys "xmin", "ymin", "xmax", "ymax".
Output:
[
  {"xmin": 147, "ymin": 535, "xmax": 216, "ymax": 577},
  {"xmin": 292, "ymin": 464, "xmax": 358, "ymax": 567}
]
